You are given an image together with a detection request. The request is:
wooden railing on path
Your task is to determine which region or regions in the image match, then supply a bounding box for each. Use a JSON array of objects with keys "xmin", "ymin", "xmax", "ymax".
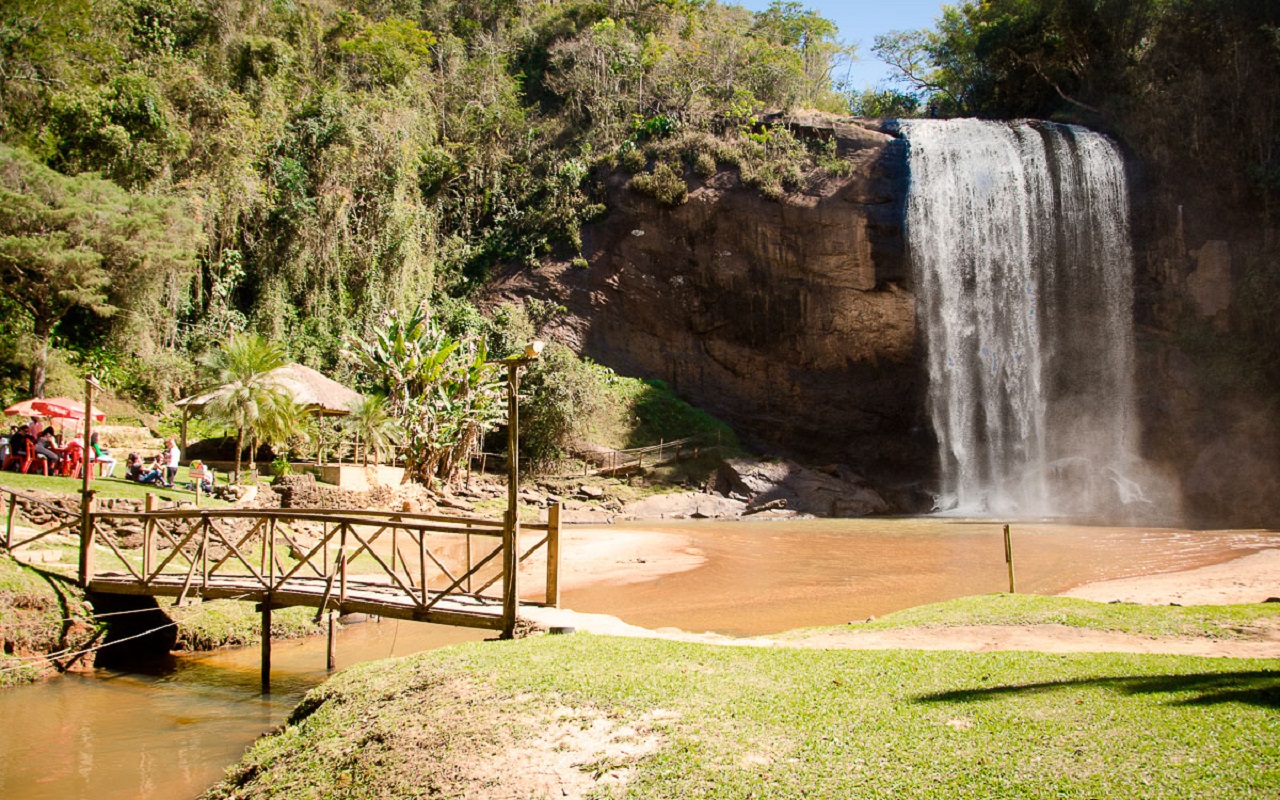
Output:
[{"xmin": 3, "ymin": 488, "xmax": 82, "ymax": 551}]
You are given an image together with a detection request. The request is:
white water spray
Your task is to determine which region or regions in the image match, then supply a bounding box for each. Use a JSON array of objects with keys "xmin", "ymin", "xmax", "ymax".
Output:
[{"xmin": 904, "ymin": 119, "xmax": 1146, "ymax": 517}]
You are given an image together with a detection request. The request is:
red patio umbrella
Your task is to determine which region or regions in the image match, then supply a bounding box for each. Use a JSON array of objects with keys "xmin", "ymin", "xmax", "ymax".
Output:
[
  {"xmin": 3, "ymin": 398, "xmax": 45, "ymax": 418},
  {"xmin": 31, "ymin": 396, "xmax": 106, "ymax": 421}
]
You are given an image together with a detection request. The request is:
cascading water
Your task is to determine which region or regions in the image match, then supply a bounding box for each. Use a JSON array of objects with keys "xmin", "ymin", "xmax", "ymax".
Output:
[{"xmin": 903, "ymin": 118, "xmax": 1149, "ymax": 517}]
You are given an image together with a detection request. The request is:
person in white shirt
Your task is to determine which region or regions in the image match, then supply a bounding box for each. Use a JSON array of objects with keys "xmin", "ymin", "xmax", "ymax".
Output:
[{"xmin": 164, "ymin": 438, "xmax": 181, "ymax": 486}]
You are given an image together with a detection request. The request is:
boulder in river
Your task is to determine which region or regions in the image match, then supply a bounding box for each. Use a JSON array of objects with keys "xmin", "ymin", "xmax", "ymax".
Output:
[{"xmin": 714, "ymin": 458, "xmax": 888, "ymax": 518}]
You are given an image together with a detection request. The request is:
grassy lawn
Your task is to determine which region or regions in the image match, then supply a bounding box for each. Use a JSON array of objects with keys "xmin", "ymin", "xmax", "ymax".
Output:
[
  {"xmin": 0, "ymin": 468, "xmax": 233, "ymax": 507},
  {"xmin": 204, "ymin": 633, "xmax": 1280, "ymax": 799},
  {"xmin": 785, "ymin": 594, "xmax": 1280, "ymax": 641}
]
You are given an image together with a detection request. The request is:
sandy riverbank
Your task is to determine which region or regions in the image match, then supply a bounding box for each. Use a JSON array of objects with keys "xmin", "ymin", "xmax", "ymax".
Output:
[
  {"xmin": 1062, "ymin": 548, "xmax": 1280, "ymax": 606},
  {"xmin": 534, "ymin": 532, "xmax": 1280, "ymax": 658}
]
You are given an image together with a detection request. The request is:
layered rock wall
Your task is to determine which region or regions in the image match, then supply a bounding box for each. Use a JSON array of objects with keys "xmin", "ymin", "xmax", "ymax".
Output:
[{"xmin": 486, "ymin": 119, "xmax": 931, "ymax": 480}]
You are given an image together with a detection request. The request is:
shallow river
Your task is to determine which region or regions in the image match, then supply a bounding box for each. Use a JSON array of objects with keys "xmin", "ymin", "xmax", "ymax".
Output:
[{"xmin": 2, "ymin": 517, "xmax": 1277, "ymax": 799}]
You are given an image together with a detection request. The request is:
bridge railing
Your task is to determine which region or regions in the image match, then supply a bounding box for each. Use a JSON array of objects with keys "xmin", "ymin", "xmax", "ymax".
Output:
[
  {"xmin": 2, "ymin": 489, "xmax": 82, "ymax": 552},
  {"xmin": 82, "ymin": 505, "xmax": 560, "ymax": 621},
  {"xmin": 0, "ymin": 482, "xmax": 561, "ymax": 630}
]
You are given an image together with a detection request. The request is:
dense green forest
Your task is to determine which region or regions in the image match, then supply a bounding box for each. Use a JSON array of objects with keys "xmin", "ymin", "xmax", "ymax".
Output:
[
  {"xmin": 1, "ymin": 0, "xmax": 1277, "ymax": 470},
  {"xmin": 0, "ymin": 0, "xmax": 853, "ymax": 410}
]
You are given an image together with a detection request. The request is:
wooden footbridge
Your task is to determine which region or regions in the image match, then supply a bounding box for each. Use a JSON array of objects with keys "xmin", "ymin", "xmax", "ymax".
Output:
[{"xmin": 3, "ymin": 488, "xmax": 560, "ymax": 690}]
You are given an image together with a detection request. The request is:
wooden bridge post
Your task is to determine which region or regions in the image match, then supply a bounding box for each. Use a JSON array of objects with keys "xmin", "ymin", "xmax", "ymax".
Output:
[
  {"xmin": 143, "ymin": 493, "xmax": 156, "ymax": 579},
  {"xmin": 502, "ymin": 509, "xmax": 520, "ymax": 638},
  {"xmin": 339, "ymin": 523, "xmax": 348, "ymax": 603},
  {"xmin": 6, "ymin": 494, "xmax": 16, "ymax": 550},
  {"xmin": 267, "ymin": 517, "xmax": 276, "ymax": 585},
  {"xmin": 327, "ymin": 611, "xmax": 337, "ymax": 670},
  {"xmin": 260, "ymin": 601, "xmax": 272, "ymax": 694},
  {"xmin": 78, "ymin": 491, "xmax": 96, "ymax": 586},
  {"xmin": 418, "ymin": 529, "xmax": 428, "ymax": 605},
  {"xmin": 546, "ymin": 503, "xmax": 561, "ymax": 608}
]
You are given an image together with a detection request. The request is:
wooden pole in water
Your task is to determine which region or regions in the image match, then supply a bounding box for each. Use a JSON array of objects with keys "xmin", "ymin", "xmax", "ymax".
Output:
[
  {"xmin": 1004, "ymin": 523, "xmax": 1016, "ymax": 594},
  {"xmin": 327, "ymin": 610, "xmax": 337, "ymax": 670},
  {"xmin": 261, "ymin": 601, "xmax": 272, "ymax": 694}
]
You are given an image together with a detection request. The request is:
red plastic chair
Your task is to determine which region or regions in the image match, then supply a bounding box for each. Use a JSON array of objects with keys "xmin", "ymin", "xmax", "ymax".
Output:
[
  {"xmin": 2, "ymin": 451, "xmax": 48, "ymax": 475},
  {"xmin": 61, "ymin": 445, "xmax": 83, "ymax": 478}
]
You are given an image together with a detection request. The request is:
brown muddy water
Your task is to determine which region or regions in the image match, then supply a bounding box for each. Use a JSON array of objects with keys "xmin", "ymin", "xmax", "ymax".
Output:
[{"xmin": 2, "ymin": 517, "xmax": 1277, "ymax": 799}]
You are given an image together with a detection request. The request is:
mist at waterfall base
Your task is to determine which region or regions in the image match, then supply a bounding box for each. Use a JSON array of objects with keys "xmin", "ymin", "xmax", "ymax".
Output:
[{"xmin": 903, "ymin": 119, "xmax": 1178, "ymax": 521}]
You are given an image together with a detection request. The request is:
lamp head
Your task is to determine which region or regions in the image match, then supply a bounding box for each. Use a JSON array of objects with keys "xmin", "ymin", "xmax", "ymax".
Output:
[{"xmin": 523, "ymin": 340, "xmax": 545, "ymax": 359}]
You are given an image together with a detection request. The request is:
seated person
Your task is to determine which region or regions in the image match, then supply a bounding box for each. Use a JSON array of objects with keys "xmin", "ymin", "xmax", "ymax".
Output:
[
  {"xmin": 34, "ymin": 426, "xmax": 61, "ymax": 468},
  {"xmin": 124, "ymin": 452, "xmax": 165, "ymax": 485},
  {"xmin": 143, "ymin": 454, "xmax": 170, "ymax": 487},
  {"xmin": 90, "ymin": 432, "xmax": 117, "ymax": 478},
  {"xmin": 7, "ymin": 428, "xmax": 33, "ymax": 459},
  {"xmin": 124, "ymin": 452, "xmax": 144, "ymax": 481}
]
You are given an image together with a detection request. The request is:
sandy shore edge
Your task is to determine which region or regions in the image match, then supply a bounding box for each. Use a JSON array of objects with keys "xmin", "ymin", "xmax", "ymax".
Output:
[{"xmin": 530, "ymin": 538, "xmax": 1280, "ymax": 658}]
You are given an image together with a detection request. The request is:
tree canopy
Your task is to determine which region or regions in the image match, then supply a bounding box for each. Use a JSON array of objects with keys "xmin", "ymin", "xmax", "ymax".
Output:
[{"xmin": 0, "ymin": 144, "xmax": 198, "ymax": 396}]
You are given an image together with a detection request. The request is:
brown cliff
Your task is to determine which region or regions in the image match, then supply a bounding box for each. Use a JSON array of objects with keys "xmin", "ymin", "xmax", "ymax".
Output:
[{"xmin": 484, "ymin": 118, "xmax": 932, "ymax": 482}]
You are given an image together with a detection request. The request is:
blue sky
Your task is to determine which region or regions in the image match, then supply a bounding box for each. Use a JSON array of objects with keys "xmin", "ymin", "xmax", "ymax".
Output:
[{"xmin": 731, "ymin": 0, "xmax": 950, "ymax": 90}]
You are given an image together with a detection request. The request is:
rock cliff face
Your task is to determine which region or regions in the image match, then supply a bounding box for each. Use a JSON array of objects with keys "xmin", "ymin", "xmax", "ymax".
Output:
[{"xmin": 485, "ymin": 119, "xmax": 932, "ymax": 482}]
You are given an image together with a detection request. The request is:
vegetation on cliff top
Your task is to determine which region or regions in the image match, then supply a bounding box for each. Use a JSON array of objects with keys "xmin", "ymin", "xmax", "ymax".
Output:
[{"xmin": 0, "ymin": 0, "xmax": 856, "ymax": 411}]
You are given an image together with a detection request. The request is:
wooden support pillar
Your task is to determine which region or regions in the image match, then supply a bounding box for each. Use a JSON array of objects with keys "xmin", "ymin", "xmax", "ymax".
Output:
[
  {"xmin": 78, "ymin": 376, "xmax": 99, "ymax": 587},
  {"xmin": 78, "ymin": 490, "xmax": 96, "ymax": 587},
  {"xmin": 261, "ymin": 601, "xmax": 272, "ymax": 694},
  {"xmin": 6, "ymin": 494, "xmax": 16, "ymax": 550},
  {"xmin": 546, "ymin": 503, "xmax": 561, "ymax": 608},
  {"xmin": 502, "ymin": 360, "xmax": 521, "ymax": 639},
  {"xmin": 327, "ymin": 611, "xmax": 337, "ymax": 670},
  {"xmin": 143, "ymin": 493, "xmax": 156, "ymax": 579}
]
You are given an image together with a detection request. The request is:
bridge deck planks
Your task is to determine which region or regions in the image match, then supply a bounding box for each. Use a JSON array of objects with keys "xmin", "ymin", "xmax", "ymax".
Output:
[{"xmin": 88, "ymin": 572, "xmax": 516, "ymax": 630}]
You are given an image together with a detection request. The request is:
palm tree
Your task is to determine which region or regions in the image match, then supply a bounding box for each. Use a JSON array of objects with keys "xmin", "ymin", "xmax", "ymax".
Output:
[
  {"xmin": 199, "ymin": 333, "xmax": 291, "ymax": 481},
  {"xmin": 344, "ymin": 394, "xmax": 402, "ymax": 466}
]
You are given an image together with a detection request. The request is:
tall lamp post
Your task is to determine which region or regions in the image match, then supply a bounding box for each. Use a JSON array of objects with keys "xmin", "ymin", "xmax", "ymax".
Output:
[{"xmin": 499, "ymin": 340, "xmax": 544, "ymax": 639}]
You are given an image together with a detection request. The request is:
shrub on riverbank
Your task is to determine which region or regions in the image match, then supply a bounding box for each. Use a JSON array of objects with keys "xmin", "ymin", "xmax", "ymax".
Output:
[{"xmin": 204, "ymin": 626, "xmax": 1280, "ymax": 799}]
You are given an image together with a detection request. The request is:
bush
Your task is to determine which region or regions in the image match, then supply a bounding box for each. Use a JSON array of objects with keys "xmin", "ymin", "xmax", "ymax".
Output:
[
  {"xmin": 620, "ymin": 145, "xmax": 647, "ymax": 173},
  {"xmin": 520, "ymin": 344, "xmax": 615, "ymax": 469},
  {"xmin": 693, "ymin": 151, "xmax": 717, "ymax": 178},
  {"xmin": 629, "ymin": 161, "xmax": 688, "ymax": 207}
]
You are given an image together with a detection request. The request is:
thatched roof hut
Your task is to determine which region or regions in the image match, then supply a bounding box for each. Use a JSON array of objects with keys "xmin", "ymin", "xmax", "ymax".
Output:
[{"xmin": 177, "ymin": 364, "xmax": 363, "ymax": 417}]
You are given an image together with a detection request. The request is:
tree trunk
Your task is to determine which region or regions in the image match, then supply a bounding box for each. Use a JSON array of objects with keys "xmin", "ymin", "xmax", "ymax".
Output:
[
  {"xmin": 29, "ymin": 323, "xmax": 52, "ymax": 398},
  {"xmin": 234, "ymin": 427, "xmax": 244, "ymax": 484}
]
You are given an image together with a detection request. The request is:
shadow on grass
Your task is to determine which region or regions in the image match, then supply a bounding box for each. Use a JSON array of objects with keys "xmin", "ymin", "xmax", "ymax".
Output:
[{"xmin": 918, "ymin": 670, "xmax": 1280, "ymax": 709}]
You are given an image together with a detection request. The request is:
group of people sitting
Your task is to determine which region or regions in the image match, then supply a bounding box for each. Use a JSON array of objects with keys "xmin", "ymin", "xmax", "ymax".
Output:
[
  {"xmin": 1, "ymin": 419, "xmax": 117, "ymax": 477},
  {"xmin": 1, "ymin": 425, "xmax": 214, "ymax": 492},
  {"xmin": 124, "ymin": 438, "xmax": 182, "ymax": 488}
]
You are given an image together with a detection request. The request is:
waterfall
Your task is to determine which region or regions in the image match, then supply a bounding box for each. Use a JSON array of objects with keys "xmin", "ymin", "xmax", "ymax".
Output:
[{"xmin": 903, "ymin": 119, "xmax": 1145, "ymax": 517}]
